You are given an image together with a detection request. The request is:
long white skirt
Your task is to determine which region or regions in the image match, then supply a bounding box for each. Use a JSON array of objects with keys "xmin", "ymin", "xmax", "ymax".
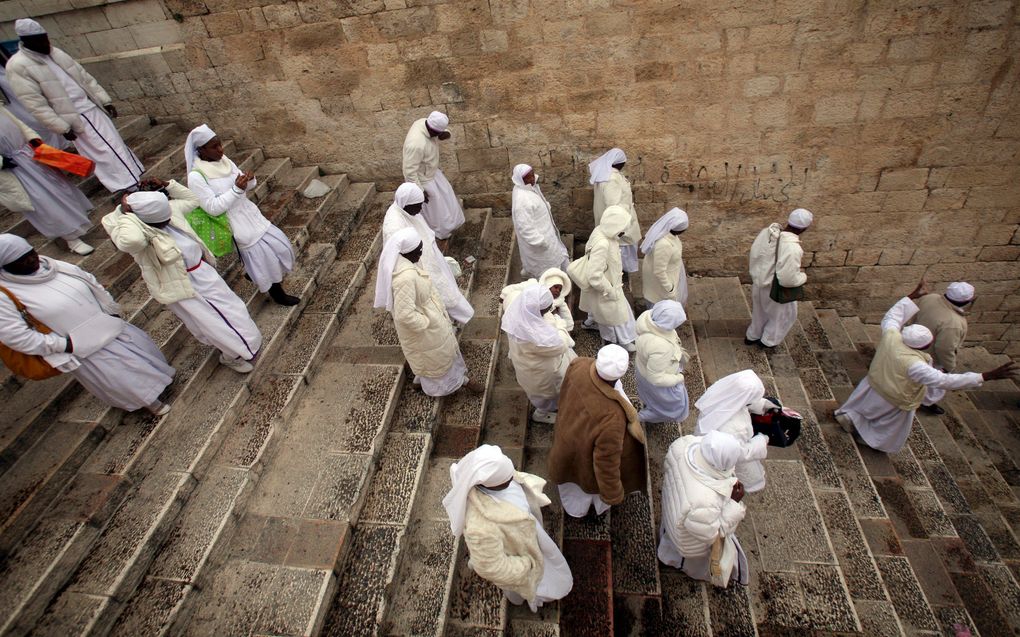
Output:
[
  {"xmin": 557, "ymin": 482, "xmax": 611, "ymax": 518},
  {"xmin": 421, "ymin": 169, "xmax": 465, "ymax": 240},
  {"xmin": 237, "ymin": 224, "xmax": 295, "ymax": 293},
  {"xmin": 620, "ymin": 244, "xmax": 639, "ymax": 273},
  {"xmin": 72, "ymin": 324, "xmax": 175, "ymax": 411},
  {"xmin": 745, "ymin": 283, "xmax": 798, "ymax": 347},
  {"xmin": 636, "ymin": 371, "xmax": 689, "ymax": 423},
  {"xmin": 168, "ymin": 261, "xmax": 263, "ymax": 361},
  {"xmin": 835, "ymin": 378, "xmax": 916, "ymax": 454},
  {"xmin": 595, "ymin": 304, "xmax": 637, "ymax": 346},
  {"xmin": 657, "ymin": 520, "xmax": 749, "ymax": 586},
  {"xmin": 529, "ymin": 395, "xmax": 558, "ymax": 412},
  {"xmin": 9, "ymin": 143, "xmax": 92, "ymax": 238},
  {"xmin": 416, "ymin": 347, "xmax": 469, "ymax": 397},
  {"xmin": 74, "ymin": 106, "xmax": 144, "ymax": 192}
]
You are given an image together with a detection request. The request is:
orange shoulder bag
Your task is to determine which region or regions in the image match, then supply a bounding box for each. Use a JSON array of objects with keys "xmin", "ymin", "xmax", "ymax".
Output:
[{"xmin": 0, "ymin": 286, "xmax": 62, "ymax": 380}]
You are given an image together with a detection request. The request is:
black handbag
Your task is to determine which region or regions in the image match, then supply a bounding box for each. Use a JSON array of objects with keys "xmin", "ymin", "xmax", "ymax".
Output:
[
  {"xmin": 750, "ymin": 396, "xmax": 803, "ymax": 447},
  {"xmin": 769, "ymin": 234, "xmax": 805, "ymax": 304}
]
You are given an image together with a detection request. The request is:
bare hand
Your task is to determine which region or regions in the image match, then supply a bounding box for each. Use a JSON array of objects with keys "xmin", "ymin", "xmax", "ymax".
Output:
[
  {"xmin": 731, "ymin": 481, "xmax": 745, "ymax": 502},
  {"xmin": 63, "ymin": 130, "xmax": 77, "ymax": 141},
  {"xmin": 982, "ymin": 361, "xmax": 1017, "ymax": 382},
  {"xmin": 120, "ymin": 193, "xmax": 133, "ymax": 213},
  {"xmin": 141, "ymin": 177, "xmax": 168, "ymax": 190},
  {"xmin": 28, "ymin": 138, "xmax": 43, "ymax": 148},
  {"xmin": 234, "ymin": 172, "xmax": 253, "ymax": 190},
  {"xmin": 908, "ymin": 278, "xmax": 930, "ymax": 300},
  {"xmin": 64, "ymin": 337, "xmax": 73, "ymax": 353},
  {"xmin": 105, "ymin": 104, "xmax": 118, "ymax": 118},
  {"xmin": 422, "ymin": 190, "xmax": 430, "ymax": 204}
]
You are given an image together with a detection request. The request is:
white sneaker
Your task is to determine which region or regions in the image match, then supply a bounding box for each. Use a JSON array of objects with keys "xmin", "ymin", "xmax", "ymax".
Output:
[
  {"xmin": 66, "ymin": 238, "xmax": 94, "ymax": 255},
  {"xmin": 219, "ymin": 354, "xmax": 254, "ymax": 373},
  {"xmin": 622, "ymin": 341, "xmax": 637, "ymax": 353},
  {"xmin": 147, "ymin": 401, "xmax": 171, "ymax": 416},
  {"xmin": 532, "ymin": 409, "xmax": 557, "ymax": 424},
  {"xmin": 834, "ymin": 411, "xmax": 854, "ymax": 433}
]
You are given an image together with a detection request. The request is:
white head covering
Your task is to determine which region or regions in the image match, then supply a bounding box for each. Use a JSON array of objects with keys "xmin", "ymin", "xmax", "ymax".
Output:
[
  {"xmin": 695, "ymin": 369, "xmax": 765, "ymax": 434},
  {"xmin": 539, "ymin": 267, "xmax": 571, "ymax": 299},
  {"xmin": 650, "ymin": 300, "xmax": 687, "ymax": 330},
  {"xmin": 640, "ymin": 207, "xmax": 689, "ymax": 255},
  {"xmin": 699, "ymin": 431, "xmax": 744, "ymax": 472},
  {"xmin": 126, "ymin": 191, "xmax": 172, "ymax": 223},
  {"xmin": 373, "ymin": 227, "xmax": 423, "ymax": 312},
  {"xmin": 185, "ymin": 124, "xmax": 217, "ymax": 173},
  {"xmin": 787, "ymin": 208, "xmax": 813, "ymax": 229},
  {"xmin": 15, "ymin": 19, "xmax": 46, "ymax": 37},
  {"xmin": 426, "ymin": 111, "xmax": 449, "ymax": 133},
  {"xmin": 442, "ymin": 444, "xmax": 516, "ymax": 537},
  {"xmin": 902, "ymin": 324, "xmax": 934, "ymax": 349},
  {"xmin": 501, "ymin": 285, "xmax": 562, "ymax": 348},
  {"xmin": 595, "ymin": 344, "xmax": 629, "ymax": 381},
  {"xmin": 0, "ymin": 234, "xmax": 32, "ymax": 266},
  {"xmin": 511, "ymin": 163, "xmax": 533, "ymax": 187},
  {"xmin": 588, "ymin": 147, "xmax": 627, "ymax": 185},
  {"xmin": 394, "ymin": 182, "xmax": 425, "ymax": 208},
  {"xmin": 945, "ymin": 282, "xmax": 975, "ymax": 303},
  {"xmin": 598, "ymin": 205, "xmax": 631, "ymax": 238}
]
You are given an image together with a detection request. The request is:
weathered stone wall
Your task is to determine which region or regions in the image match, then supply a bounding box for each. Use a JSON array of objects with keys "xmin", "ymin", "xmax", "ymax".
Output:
[{"xmin": 2, "ymin": 0, "xmax": 1019, "ymax": 352}]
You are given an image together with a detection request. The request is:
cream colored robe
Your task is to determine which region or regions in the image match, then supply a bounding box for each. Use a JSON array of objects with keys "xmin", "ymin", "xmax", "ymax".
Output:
[
  {"xmin": 508, "ymin": 322, "xmax": 576, "ymax": 402},
  {"xmin": 641, "ymin": 233, "xmax": 686, "ymax": 305},
  {"xmin": 592, "ymin": 168, "xmax": 641, "ymax": 247},
  {"xmin": 577, "ymin": 228, "xmax": 630, "ymax": 326},
  {"xmin": 635, "ymin": 311, "xmax": 688, "ymax": 388},
  {"xmin": 391, "ymin": 258, "xmax": 459, "ymax": 378},
  {"xmin": 912, "ymin": 293, "xmax": 968, "ymax": 372}
]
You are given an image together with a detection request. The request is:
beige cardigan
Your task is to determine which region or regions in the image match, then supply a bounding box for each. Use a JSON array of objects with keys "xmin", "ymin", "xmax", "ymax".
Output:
[
  {"xmin": 0, "ymin": 106, "xmax": 39, "ymax": 213},
  {"xmin": 6, "ymin": 46, "xmax": 111, "ymax": 136}
]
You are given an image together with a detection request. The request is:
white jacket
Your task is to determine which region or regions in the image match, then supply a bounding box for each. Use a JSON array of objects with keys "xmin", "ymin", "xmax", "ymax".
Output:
[
  {"xmin": 508, "ymin": 325, "xmax": 576, "ymax": 401},
  {"xmin": 402, "ymin": 118, "xmax": 439, "ymax": 187},
  {"xmin": 102, "ymin": 181, "xmax": 210, "ymax": 304},
  {"xmin": 512, "ymin": 184, "xmax": 568, "ymax": 277},
  {"xmin": 593, "ymin": 169, "xmax": 641, "ymax": 246},
  {"xmin": 577, "ymin": 227, "xmax": 630, "ymax": 326},
  {"xmin": 0, "ymin": 106, "xmax": 39, "ymax": 213},
  {"xmin": 748, "ymin": 223, "xmax": 806, "ymax": 288},
  {"xmin": 6, "ymin": 45, "xmax": 110, "ymax": 135},
  {"xmin": 660, "ymin": 435, "xmax": 746, "ymax": 558},
  {"xmin": 635, "ymin": 311, "xmax": 688, "ymax": 388},
  {"xmin": 391, "ymin": 259, "xmax": 459, "ymax": 378},
  {"xmin": 641, "ymin": 233, "xmax": 684, "ymax": 304}
]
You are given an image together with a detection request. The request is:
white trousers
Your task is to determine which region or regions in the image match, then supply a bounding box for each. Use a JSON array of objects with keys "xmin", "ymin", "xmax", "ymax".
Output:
[{"xmin": 746, "ymin": 283, "xmax": 798, "ymax": 347}]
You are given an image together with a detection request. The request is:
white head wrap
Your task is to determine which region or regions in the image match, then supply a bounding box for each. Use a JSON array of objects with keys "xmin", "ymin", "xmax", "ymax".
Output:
[
  {"xmin": 373, "ymin": 227, "xmax": 423, "ymax": 312},
  {"xmin": 595, "ymin": 344, "xmax": 630, "ymax": 381},
  {"xmin": 787, "ymin": 208, "xmax": 813, "ymax": 229},
  {"xmin": 0, "ymin": 234, "xmax": 32, "ymax": 266},
  {"xmin": 442, "ymin": 444, "xmax": 515, "ymax": 537},
  {"xmin": 185, "ymin": 124, "xmax": 217, "ymax": 173},
  {"xmin": 640, "ymin": 207, "xmax": 689, "ymax": 255},
  {"xmin": 511, "ymin": 163, "xmax": 533, "ymax": 187},
  {"xmin": 588, "ymin": 147, "xmax": 627, "ymax": 185},
  {"xmin": 694, "ymin": 369, "xmax": 765, "ymax": 434},
  {"xmin": 650, "ymin": 300, "xmax": 687, "ymax": 330},
  {"xmin": 539, "ymin": 267, "xmax": 571, "ymax": 299},
  {"xmin": 394, "ymin": 182, "xmax": 425, "ymax": 208},
  {"xmin": 598, "ymin": 205, "xmax": 631, "ymax": 238},
  {"xmin": 945, "ymin": 282, "xmax": 975, "ymax": 303},
  {"xmin": 698, "ymin": 431, "xmax": 743, "ymax": 472},
  {"xmin": 901, "ymin": 324, "xmax": 934, "ymax": 349},
  {"xmin": 15, "ymin": 19, "xmax": 46, "ymax": 37},
  {"xmin": 426, "ymin": 111, "xmax": 449, "ymax": 133},
  {"xmin": 501, "ymin": 285, "xmax": 562, "ymax": 348},
  {"xmin": 126, "ymin": 191, "xmax": 172, "ymax": 223}
]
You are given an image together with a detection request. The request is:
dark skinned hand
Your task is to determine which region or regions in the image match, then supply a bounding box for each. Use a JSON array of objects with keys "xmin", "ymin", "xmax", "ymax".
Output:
[
  {"xmin": 1, "ymin": 156, "xmax": 16, "ymax": 169},
  {"xmin": 908, "ymin": 278, "xmax": 930, "ymax": 300},
  {"xmin": 28, "ymin": 138, "xmax": 43, "ymax": 148},
  {"xmin": 64, "ymin": 337, "xmax": 73, "ymax": 353},
  {"xmin": 234, "ymin": 171, "xmax": 254, "ymax": 190},
  {"xmin": 983, "ymin": 361, "xmax": 1018, "ymax": 382},
  {"xmin": 731, "ymin": 481, "xmax": 745, "ymax": 502},
  {"xmin": 63, "ymin": 130, "xmax": 77, "ymax": 141},
  {"xmin": 105, "ymin": 104, "xmax": 118, "ymax": 118},
  {"xmin": 422, "ymin": 190, "xmax": 430, "ymax": 204},
  {"xmin": 141, "ymin": 177, "xmax": 169, "ymax": 190}
]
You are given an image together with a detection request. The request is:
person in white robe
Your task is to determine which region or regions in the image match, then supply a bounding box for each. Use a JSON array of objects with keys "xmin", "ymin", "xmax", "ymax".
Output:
[
  {"xmin": 502, "ymin": 285, "xmax": 577, "ymax": 424},
  {"xmin": 103, "ymin": 189, "xmax": 263, "ymax": 374},
  {"xmin": 375, "ymin": 227, "xmax": 481, "ymax": 397},
  {"xmin": 694, "ymin": 369, "xmax": 774, "ymax": 493},
  {"xmin": 577, "ymin": 205, "xmax": 637, "ymax": 351},
  {"xmin": 912, "ymin": 281, "xmax": 974, "ymax": 415},
  {"xmin": 640, "ymin": 207, "xmax": 689, "ymax": 309},
  {"xmin": 539, "ymin": 267, "xmax": 574, "ymax": 331},
  {"xmin": 834, "ymin": 282, "xmax": 1015, "ymax": 454},
  {"xmin": 636, "ymin": 301, "xmax": 690, "ymax": 424},
  {"xmin": 511, "ymin": 164, "xmax": 569, "ymax": 278},
  {"xmin": 0, "ymin": 105, "xmax": 93, "ymax": 255},
  {"xmin": 442, "ymin": 444, "xmax": 573, "ymax": 611},
  {"xmin": 185, "ymin": 124, "xmax": 299, "ymax": 306},
  {"xmin": 588, "ymin": 147, "xmax": 641, "ymax": 273},
  {"xmin": 6, "ymin": 19, "xmax": 143, "ymax": 193},
  {"xmin": 382, "ymin": 182, "xmax": 473, "ymax": 324},
  {"xmin": 745, "ymin": 208, "xmax": 812, "ymax": 349},
  {"xmin": 0, "ymin": 64, "xmax": 69, "ymax": 149},
  {"xmin": 402, "ymin": 110, "xmax": 464, "ymax": 246},
  {"xmin": 0, "ymin": 234, "xmax": 173, "ymax": 414},
  {"xmin": 658, "ymin": 430, "xmax": 750, "ymax": 587}
]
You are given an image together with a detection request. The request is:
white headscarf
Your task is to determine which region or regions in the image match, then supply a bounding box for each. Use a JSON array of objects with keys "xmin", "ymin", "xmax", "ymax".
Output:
[
  {"xmin": 698, "ymin": 430, "xmax": 744, "ymax": 472},
  {"xmin": 597, "ymin": 205, "xmax": 631, "ymax": 238},
  {"xmin": 501, "ymin": 285, "xmax": 561, "ymax": 348},
  {"xmin": 426, "ymin": 111, "xmax": 449, "ymax": 133},
  {"xmin": 394, "ymin": 182, "xmax": 425, "ymax": 208},
  {"xmin": 650, "ymin": 300, "xmax": 687, "ymax": 330},
  {"xmin": 185, "ymin": 124, "xmax": 217, "ymax": 173},
  {"xmin": 902, "ymin": 324, "xmax": 934, "ymax": 349},
  {"xmin": 373, "ymin": 227, "xmax": 423, "ymax": 312},
  {"xmin": 442, "ymin": 444, "xmax": 516, "ymax": 537},
  {"xmin": 787, "ymin": 208, "xmax": 813, "ymax": 229},
  {"xmin": 0, "ymin": 234, "xmax": 32, "ymax": 266},
  {"xmin": 511, "ymin": 163, "xmax": 533, "ymax": 187},
  {"xmin": 945, "ymin": 282, "xmax": 975, "ymax": 303},
  {"xmin": 640, "ymin": 207, "xmax": 689, "ymax": 255},
  {"xmin": 595, "ymin": 344, "xmax": 629, "ymax": 381},
  {"xmin": 15, "ymin": 19, "xmax": 46, "ymax": 36},
  {"xmin": 539, "ymin": 267, "xmax": 571, "ymax": 299},
  {"xmin": 588, "ymin": 148, "xmax": 626, "ymax": 185},
  {"xmin": 126, "ymin": 191, "xmax": 172, "ymax": 223},
  {"xmin": 695, "ymin": 369, "xmax": 765, "ymax": 434}
]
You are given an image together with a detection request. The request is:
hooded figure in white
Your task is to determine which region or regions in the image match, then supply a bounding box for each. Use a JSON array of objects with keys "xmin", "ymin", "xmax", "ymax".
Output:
[
  {"xmin": 694, "ymin": 369, "xmax": 773, "ymax": 493},
  {"xmin": 442, "ymin": 444, "xmax": 573, "ymax": 612},
  {"xmin": 511, "ymin": 164, "xmax": 569, "ymax": 278},
  {"xmin": 401, "ymin": 110, "xmax": 464, "ymax": 241},
  {"xmin": 635, "ymin": 301, "xmax": 690, "ymax": 423},
  {"xmin": 641, "ymin": 207, "xmax": 689, "ymax": 308},
  {"xmin": 383, "ymin": 182, "xmax": 474, "ymax": 325},
  {"xmin": 658, "ymin": 430, "xmax": 750, "ymax": 587},
  {"xmin": 588, "ymin": 148, "xmax": 641, "ymax": 273},
  {"xmin": 577, "ymin": 205, "xmax": 637, "ymax": 350},
  {"xmin": 746, "ymin": 208, "xmax": 812, "ymax": 348},
  {"xmin": 539, "ymin": 267, "xmax": 574, "ymax": 331}
]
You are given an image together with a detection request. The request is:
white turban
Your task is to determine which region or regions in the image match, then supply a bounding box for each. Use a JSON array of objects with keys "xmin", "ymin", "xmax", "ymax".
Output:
[
  {"xmin": 126, "ymin": 191, "xmax": 172, "ymax": 223},
  {"xmin": 588, "ymin": 147, "xmax": 626, "ymax": 185},
  {"xmin": 598, "ymin": 205, "xmax": 631, "ymax": 238},
  {"xmin": 0, "ymin": 234, "xmax": 32, "ymax": 266},
  {"xmin": 650, "ymin": 300, "xmax": 687, "ymax": 330},
  {"xmin": 641, "ymin": 207, "xmax": 689, "ymax": 255},
  {"xmin": 426, "ymin": 111, "xmax": 449, "ymax": 133},
  {"xmin": 15, "ymin": 19, "xmax": 46, "ymax": 37},
  {"xmin": 902, "ymin": 324, "xmax": 934, "ymax": 349},
  {"xmin": 945, "ymin": 282, "xmax": 975, "ymax": 303},
  {"xmin": 511, "ymin": 163, "xmax": 533, "ymax": 187},
  {"xmin": 394, "ymin": 182, "xmax": 425, "ymax": 208},
  {"xmin": 695, "ymin": 369, "xmax": 765, "ymax": 435},
  {"xmin": 699, "ymin": 430, "xmax": 744, "ymax": 472},
  {"xmin": 787, "ymin": 208, "xmax": 813, "ymax": 229},
  {"xmin": 595, "ymin": 344, "xmax": 630, "ymax": 381},
  {"xmin": 442, "ymin": 444, "xmax": 515, "ymax": 537},
  {"xmin": 501, "ymin": 285, "xmax": 561, "ymax": 348},
  {"xmin": 373, "ymin": 227, "xmax": 423, "ymax": 312},
  {"xmin": 185, "ymin": 124, "xmax": 216, "ymax": 173}
]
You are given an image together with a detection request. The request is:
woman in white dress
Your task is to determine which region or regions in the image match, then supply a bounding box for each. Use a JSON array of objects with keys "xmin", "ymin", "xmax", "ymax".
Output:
[
  {"xmin": 185, "ymin": 124, "xmax": 299, "ymax": 306},
  {"xmin": 510, "ymin": 164, "xmax": 569, "ymax": 278},
  {"xmin": 640, "ymin": 207, "xmax": 689, "ymax": 309},
  {"xmin": 588, "ymin": 147, "xmax": 641, "ymax": 273},
  {"xmin": 577, "ymin": 205, "xmax": 637, "ymax": 351},
  {"xmin": 635, "ymin": 300, "xmax": 690, "ymax": 424},
  {"xmin": 442, "ymin": 444, "xmax": 573, "ymax": 611},
  {"xmin": 539, "ymin": 267, "xmax": 574, "ymax": 331},
  {"xmin": 0, "ymin": 234, "xmax": 174, "ymax": 414}
]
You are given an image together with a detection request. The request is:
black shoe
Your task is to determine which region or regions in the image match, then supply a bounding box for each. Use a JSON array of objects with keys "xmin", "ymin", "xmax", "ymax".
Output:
[
  {"xmin": 268, "ymin": 283, "xmax": 300, "ymax": 306},
  {"xmin": 920, "ymin": 403, "xmax": 946, "ymax": 415},
  {"xmin": 744, "ymin": 337, "xmax": 761, "ymax": 346}
]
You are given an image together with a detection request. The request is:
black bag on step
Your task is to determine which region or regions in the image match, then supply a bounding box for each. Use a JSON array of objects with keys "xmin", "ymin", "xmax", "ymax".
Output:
[{"xmin": 750, "ymin": 396, "xmax": 803, "ymax": 447}]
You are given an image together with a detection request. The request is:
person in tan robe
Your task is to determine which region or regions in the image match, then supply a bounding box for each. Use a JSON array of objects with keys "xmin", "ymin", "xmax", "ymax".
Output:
[{"xmin": 911, "ymin": 281, "xmax": 974, "ymax": 414}]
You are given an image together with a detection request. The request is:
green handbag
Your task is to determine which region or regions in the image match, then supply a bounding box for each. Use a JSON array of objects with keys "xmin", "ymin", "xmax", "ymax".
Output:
[
  {"xmin": 185, "ymin": 169, "xmax": 235, "ymax": 257},
  {"xmin": 769, "ymin": 234, "xmax": 805, "ymax": 304}
]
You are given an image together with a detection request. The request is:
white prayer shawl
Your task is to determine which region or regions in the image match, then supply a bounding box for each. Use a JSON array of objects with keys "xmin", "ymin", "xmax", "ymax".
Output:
[
  {"xmin": 0, "ymin": 233, "xmax": 31, "ymax": 265},
  {"xmin": 185, "ymin": 124, "xmax": 216, "ymax": 173},
  {"xmin": 443, "ymin": 445, "xmax": 516, "ymax": 537},
  {"xmin": 511, "ymin": 166, "xmax": 568, "ymax": 277},
  {"xmin": 694, "ymin": 369, "xmax": 765, "ymax": 434},
  {"xmin": 501, "ymin": 286, "xmax": 561, "ymax": 348},
  {"xmin": 640, "ymin": 208, "xmax": 689, "ymax": 254},
  {"xmin": 588, "ymin": 147, "xmax": 626, "ymax": 185},
  {"xmin": 374, "ymin": 227, "xmax": 423, "ymax": 312}
]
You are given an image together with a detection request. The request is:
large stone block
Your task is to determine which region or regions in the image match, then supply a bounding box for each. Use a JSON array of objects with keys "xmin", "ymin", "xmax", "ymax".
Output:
[{"xmin": 877, "ymin": 167, "xmax": 929, "ymax": 191}]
